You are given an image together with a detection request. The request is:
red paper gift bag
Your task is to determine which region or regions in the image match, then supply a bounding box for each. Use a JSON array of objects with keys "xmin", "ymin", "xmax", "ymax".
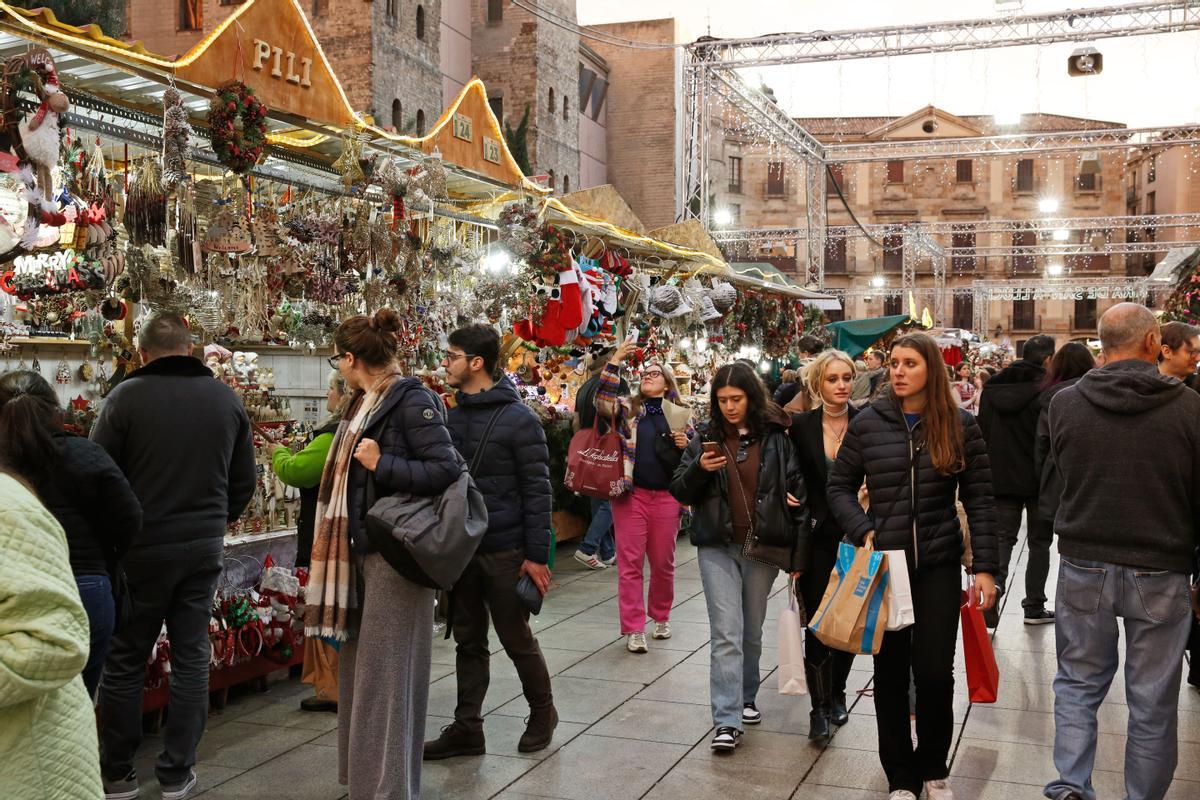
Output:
[
  {"xmin": 960, "ymin": 590, "xmax": 999, "ymax": 703},
  {"xmin": 564, "ymin": 415, "xmax": 626, "ymax": 500}
]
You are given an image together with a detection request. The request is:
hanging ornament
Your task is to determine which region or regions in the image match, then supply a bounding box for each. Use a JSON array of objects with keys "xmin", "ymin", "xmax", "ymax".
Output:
[
  {"xmin": 124, "ymin": 157, "xmax": 167, "ymax": 246},
  {"xmin": 161, "ymin": 86, "xmax": 192, "ymax": 191},
  {"xmin": 332, "ymin": 129, "xmax": 366, "ymax": 189},
  {"xmin": 202, "ymin": 204, "xmax": 253, "ymax": 254},
  {"xmin": 207, "ymin": 81, "xmax": 267, "ymax": 174},
  {"xmin": 54, "ymin": 355, "xmax": 70, "ymax": 385}
]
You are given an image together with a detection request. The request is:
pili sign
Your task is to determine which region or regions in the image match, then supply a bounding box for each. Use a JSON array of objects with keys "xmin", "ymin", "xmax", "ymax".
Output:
[{"xmin": 175, "ymin": 0, "xmax": 355, "ymax": 127}]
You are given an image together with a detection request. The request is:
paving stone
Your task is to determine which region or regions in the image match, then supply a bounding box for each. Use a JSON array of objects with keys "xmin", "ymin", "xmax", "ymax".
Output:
[
  {"xmin": 492, "ymin": 675, "xmax": 643, "ymax": 724},
  {"xmin": 422, "ymin": 753, "xmax": 537, "ymax": 800},
  {"xmin": 589, "ymin": 698, "xmax": 716, "ymax": 745},
  {"xmin": 509, "ymin": 734, "xmax": 688, "ymax": 800},
  {"xmin": 192, "ymin": 744, "xmax": 342, "ymax": 799},
  {"xmin": 193, "ymin": 721, "xmax": 327, "ymax": 771},
  {"xmin": 644, "ymin": 756, "xmax": 801, "ymax": 799},
  {"xmin": 561, "ymin": 639, "xmax": 691, "ymax": 684}
]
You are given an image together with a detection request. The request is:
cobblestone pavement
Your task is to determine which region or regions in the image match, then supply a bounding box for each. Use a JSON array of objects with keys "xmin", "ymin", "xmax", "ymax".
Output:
[{"xmin": 136, "ymin": 530, "xmax": 1200, "ymax": 799}]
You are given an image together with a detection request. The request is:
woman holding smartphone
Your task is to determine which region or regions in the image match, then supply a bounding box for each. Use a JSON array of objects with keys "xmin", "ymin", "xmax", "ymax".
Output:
[
  {"xmin": 788, "ymin": 349, "xmax": 860, "ymax": 741},
  {"xmin": 827, "ymin": 333, "xmax": 998, "ymax": 800},
  {"xmin": 671, "ymin": 362, "xmax": 809, "ymax": 752}
]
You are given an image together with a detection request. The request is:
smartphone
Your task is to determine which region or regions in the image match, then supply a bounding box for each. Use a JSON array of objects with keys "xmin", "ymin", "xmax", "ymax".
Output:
[
  {"xmin": 625, "ymin": 329, "xmax": 640, "ymax": 344},
  {"xmin": 702, "ymin": 441, "xmax": 721, "ymax": 457}
]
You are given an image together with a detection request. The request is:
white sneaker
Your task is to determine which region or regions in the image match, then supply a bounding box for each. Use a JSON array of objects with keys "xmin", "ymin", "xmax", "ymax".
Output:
[
  {"xmin": 627, "ymin": 632, "xmax": 648, "ymax": 653},
  {"xmin": 573, "ymin": 550, "xmax": 607, "ymax": 570},
  {"xmin": 652, "ymin": 621, "xmax": 671, "ymax": 639},
  {"xmin": 923, "ymin": 779, "xmax": 955, "ymax": 800},
  {"xmin": 888, "ymin": 792, "xmax": 918, "ymax": 800},
  {"xmin": 602, "ymin": 554, "xmax": 617, "ymax": 566}
]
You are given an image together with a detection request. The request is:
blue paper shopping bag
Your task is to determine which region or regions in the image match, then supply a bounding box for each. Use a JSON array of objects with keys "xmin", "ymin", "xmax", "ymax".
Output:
[{"xmin": 809, "ymin": 541, "xmax": 891, "ymax": 655}]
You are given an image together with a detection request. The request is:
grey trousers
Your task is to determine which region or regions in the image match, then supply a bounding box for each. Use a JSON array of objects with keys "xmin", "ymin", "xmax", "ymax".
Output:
[{"xmin": 338, "ymin": 553, "xmax": 435, "ymax": 800}]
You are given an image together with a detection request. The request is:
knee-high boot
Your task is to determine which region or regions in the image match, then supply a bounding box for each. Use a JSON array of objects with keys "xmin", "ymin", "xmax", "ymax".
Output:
[
  {"xmin": 805, "ymin": 656, "xmax": 833, "ymax": 741},
  {"xmin": 830, "ymin": 650, "xmax": 854, "ymax": 726}
]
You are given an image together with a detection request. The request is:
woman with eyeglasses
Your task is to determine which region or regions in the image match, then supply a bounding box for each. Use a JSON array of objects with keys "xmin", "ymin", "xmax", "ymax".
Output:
[
  {"xmin": 309, "ymin": 308, "xmax": 460, "ymax": 800},
  {"xmin": 827, "ymin": 332, "xmax": 998, "ymax": 800},
  {"xmin": 788, "ymin": 349, "xmax": 860, "ymax": 741},
  {"xmin": 595, "ymin": 339, "xmax": 692, "ymax": 654},
  {"xmin": 670, "ymin": 362, "xmax": 809, "ymax": 752}
]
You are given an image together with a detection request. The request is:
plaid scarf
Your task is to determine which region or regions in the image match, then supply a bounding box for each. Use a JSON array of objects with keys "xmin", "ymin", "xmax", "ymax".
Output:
[{"xmin": 304, "ymin": 370, "xmax": 399, "ymax": 642}]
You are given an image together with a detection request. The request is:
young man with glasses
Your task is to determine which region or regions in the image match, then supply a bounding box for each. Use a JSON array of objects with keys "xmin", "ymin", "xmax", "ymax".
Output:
[{"xmin": 423, "ymin": 324, "xmax": 559, "ymax": 759}]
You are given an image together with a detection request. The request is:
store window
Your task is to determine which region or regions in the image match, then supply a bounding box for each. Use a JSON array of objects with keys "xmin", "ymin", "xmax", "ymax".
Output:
[
  {"xmin": 548, "ymin": 88, "xmax": 555, "ymax": 114},
  {"xmin": 179, "ymin": 0, "xmax": 201, "ymax": 31},
  {"xmin": 956, "ymin": 159, "xmax": 973, "ymax": 183},
  {"xmin": 886, "ymin": 160, "xmax": 904, "ymax": 184},
  {"xmin": 826, "ymin": 163, "xmax": 844, "ymax": 197},
  {"xmin": 766, "ymin": 162, "xmax": 786, "ymax": 197},
  {"xmin": 728, "ymin": 156, "xmax": 742, "ymax": 194},
  {"xmin": 1013, "ymin": 298, "xmax": 1036, "ymax": 330},
  {"xmin": 1015, "ymin": 158, "xmax": 1035, "ymax": 193},
  {"xmin": 416, "ymin": 109, "xmax": 426, "ymax": 135},
  {"xmin": 416, "ymin": 5, "xmax": 425, "ymax": 40},
  {"xmin": 488, "ymin": 0, "xmax": 503, "ymax": 23}
]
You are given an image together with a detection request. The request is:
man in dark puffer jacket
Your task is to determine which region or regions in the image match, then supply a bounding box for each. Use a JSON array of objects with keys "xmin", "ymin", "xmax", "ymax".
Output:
[
  {"xmin": 978, "ymin": 333, "xmax": 1056, "ymax": 626},
  {"xmin": 424, "ymin": 324, "xmax": 558, "ymax": 760}
]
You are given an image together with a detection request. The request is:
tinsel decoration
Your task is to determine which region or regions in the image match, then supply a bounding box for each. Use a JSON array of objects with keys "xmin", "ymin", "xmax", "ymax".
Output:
[
  {"xmin": 124, "ymin": 158, "xmax": 167, "ymax": 247},
  {"xmin": 161, "ymin": 87, "xmax": 191, "ymax": 191}
]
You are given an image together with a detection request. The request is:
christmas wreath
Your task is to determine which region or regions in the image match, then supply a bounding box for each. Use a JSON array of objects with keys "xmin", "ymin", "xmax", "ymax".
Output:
[{"xmin": 208, "ymin": 81, "xmax": 267, "ymax": 174}]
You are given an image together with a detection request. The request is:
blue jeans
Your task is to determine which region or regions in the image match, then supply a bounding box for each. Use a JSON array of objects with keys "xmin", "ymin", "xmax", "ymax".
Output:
[
  {"xmin": 76, "ymin": 574, "xmax": 115, "ymax": 698},
  {"xmin": 697, "ymin": 542, "xmax": 779, "ymax": 729},
  {"xmin": 1045, "ymin": 558, "xmax": 1192, "ymax": 800},
  {"xmin": 579, "ymin": 498, "xmax": 616, "ymax": 561}
]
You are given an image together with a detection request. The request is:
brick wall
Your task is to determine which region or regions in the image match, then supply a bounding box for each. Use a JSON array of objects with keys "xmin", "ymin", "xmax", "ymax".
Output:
[
  {"xmin": 126, "ymin": 0, "xmax": 241, "ymax": 59},
  {"xmin": 588, "ymin": 19, "xmax": 679, "ymax": 229},
  {"xmin": 309, "ymin": 0, "xmax": 374, "ymax": 113}
]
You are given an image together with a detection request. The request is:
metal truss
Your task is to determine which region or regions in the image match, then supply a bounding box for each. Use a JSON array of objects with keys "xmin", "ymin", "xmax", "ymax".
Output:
[
  {"xmin": 686, "ymin": 2, "xmax": 1200, "ymax": 68},
  {"xmin": 708, "ymin": 69, "xmax": 826, "ymax": 162},
  {"xmin": 967, "ymin": 276, "xmax": 1151, "ymax": 301},
  {"xmin": 804, "ymin": 160, "xmax": 827, "ymax": 286},
  {"xmin": 712, "ymin": 214, "xmax": 1200, "ymax": 243},
  {"xmin": 951, "ymin": 240, "xmax": 1198, "ymax": 256},
  {"xmin": 824, "ymin": 125, "xmax": 1200, "ymax": 163}
]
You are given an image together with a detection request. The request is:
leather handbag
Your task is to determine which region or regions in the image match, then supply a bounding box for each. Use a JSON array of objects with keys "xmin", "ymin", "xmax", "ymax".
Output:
[
  {"xmin": 564, "ymin": 412, "xmax": 626, "ymax": 499},
  {"xmin": 365, "ymin": 403, "xmax": 504, "ymax": 591}
]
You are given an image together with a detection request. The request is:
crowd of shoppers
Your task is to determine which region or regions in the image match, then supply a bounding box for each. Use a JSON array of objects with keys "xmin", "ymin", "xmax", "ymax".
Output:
[{"xmin": 7, "ymin": 305, "xmax": 1200, "ymax": 800}]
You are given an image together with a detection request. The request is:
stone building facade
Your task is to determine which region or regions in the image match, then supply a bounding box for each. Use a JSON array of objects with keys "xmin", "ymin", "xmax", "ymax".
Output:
[
  {"xmin": 716, "ymin": 106, "xmax": 1138, "ymax": 342},
  {"xmin": 1126, "ymin": 145, "xmax": 1200, "ymax": 277},
  {"xmin": 125, "ymin": 0, "xmax": 441, "ymax": 135}
]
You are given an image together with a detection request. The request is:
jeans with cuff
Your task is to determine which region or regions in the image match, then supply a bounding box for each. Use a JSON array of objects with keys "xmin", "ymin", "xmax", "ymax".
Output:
[
  {"xmin": 697, "ymin": 542, "xmax": 779, "ymax": 730},
  {"xmin": 1044, "ymin": 558, "xmax": 1192, "ymax": 800},
  {"xmin": 578, "ymin": 497, "xmax": 616, "ymax": 561}
]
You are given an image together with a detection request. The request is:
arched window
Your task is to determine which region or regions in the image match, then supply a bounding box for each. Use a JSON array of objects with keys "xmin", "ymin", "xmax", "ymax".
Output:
[
  {"xmin": 548, "ymin": 169, "xmax": 556, "ymax": 190},
  {"xmin": 416, "ymin": 109, "xmax": 426, "ymax": 135},
  {"xmin": 548, "ymin": 88, "xmax": 555, "ymax": 114},
  {"xmin": 391, "ymin": 99, "xmax": 402, "ymax": 130},
  {"xmin": 563, "ymin": 95, "xmax": 569, "ymax": 122},
  {"xmin": 563, "ymin": 175, "xmax": 570, "ymax": 193},
  {"xmin": 416, "ymin": 5, "xmax": 425, "ymax": 40}
]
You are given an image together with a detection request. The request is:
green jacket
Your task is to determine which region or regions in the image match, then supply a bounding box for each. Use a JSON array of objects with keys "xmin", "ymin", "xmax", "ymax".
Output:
[
  {"xmin": 0, "ymin": 473, "xmax": 102, "ymax": 800},
  {"xmin": 272, "ymin": 432, "xmax": 335, "ymax": 489}
]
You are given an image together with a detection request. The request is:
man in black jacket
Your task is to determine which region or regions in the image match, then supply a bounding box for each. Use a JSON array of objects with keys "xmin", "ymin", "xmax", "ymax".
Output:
[
  {"xmin": 1043, "ymin": 303, "xmax": 1200, "ymax": 800},
  {"xmin": 424, "ymin": 324, "xmax": 558, "ymax": 760},
  {"xmin": 978, "ymin": 332, "xmax": 1056, "ymax": 626},
  {"xmin": 93, "ymin": 312, "xmax": 255, "ymax": 800}
]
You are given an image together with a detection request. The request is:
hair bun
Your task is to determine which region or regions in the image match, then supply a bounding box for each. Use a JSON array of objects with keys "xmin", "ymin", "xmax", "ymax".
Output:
[{"xmin": 373, "ymin": 308, "xmax": 401, "ymax": 334}]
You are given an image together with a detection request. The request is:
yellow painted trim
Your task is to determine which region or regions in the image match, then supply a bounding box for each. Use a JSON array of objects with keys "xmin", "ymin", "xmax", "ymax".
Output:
[{"xmin": 543, "ymin": 198, "xmax": 728, "ymax": 271}]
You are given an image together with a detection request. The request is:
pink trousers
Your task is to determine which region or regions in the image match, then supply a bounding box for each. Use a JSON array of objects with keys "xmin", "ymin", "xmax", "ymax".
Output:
[{"xmin": 611, "ymin": 488, "xmax": 681, "ymax": 634}]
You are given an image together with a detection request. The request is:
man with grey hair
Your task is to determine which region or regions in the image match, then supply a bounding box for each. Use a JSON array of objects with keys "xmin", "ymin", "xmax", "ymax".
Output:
[
  {"xmin": 1043, "ymin": 303, "xmax": 1200, "ymax": 800},
  {"xmin": 93, "ymin": 312, "xmax": 255, "ymax": 800}
]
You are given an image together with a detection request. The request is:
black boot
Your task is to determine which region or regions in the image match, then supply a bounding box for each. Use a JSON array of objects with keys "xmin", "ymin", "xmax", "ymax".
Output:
[
  {"xmin": 423, "ymin": 722, "xmax": 485, "ymax": 761},
  {"xmin": 518, "ymin": 706, "xmax": 559, "ymax": 753},
  {"xmin": 805, "ymin": 661, "xmax": 833, "ymax": 742},
  {"xmin": 830, "ymin": 651, "xmax": 854, "ymax": 726},
  {"xmin": 830, "ymin": 693, "xmax": 849, "ymax": 727}
]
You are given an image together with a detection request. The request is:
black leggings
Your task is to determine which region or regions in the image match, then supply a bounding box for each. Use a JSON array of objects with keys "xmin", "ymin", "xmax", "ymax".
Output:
[{"xmin": 871, "ymin": 562, "xmax": 962, "ymax": 795}]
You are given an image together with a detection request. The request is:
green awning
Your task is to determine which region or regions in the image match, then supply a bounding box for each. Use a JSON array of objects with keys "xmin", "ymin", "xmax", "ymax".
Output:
[{"xmin": 826, "ymin": 315, "xmax": 912, "ymax": 359}]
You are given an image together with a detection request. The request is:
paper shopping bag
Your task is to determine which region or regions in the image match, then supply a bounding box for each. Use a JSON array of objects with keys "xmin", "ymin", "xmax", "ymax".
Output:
[
  {"xmin": 883, "ymin": 549, "xmax": 915, "ymax": 631},
  {"xmin": 809, "ymin": 541, "xmax": 891, "ymax": 655},
  {"xmin": 777, "ymin": 580, "xmax": 808, "ymax": 696},
  {"xmin": 960, "ymin": 590, "xmax": 999, "ymax": 703}
]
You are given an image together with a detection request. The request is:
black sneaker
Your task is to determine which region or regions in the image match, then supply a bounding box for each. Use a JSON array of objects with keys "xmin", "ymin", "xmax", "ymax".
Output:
[
  {"xmin": 1024, "ymin": 609, "xmax": 1055, "ymax": 625},
  {"xmin": 160, "ymin": 771, "xmax": 197, "ymax": 800},
  {"xmin": 741, "ymin": 703, "xmax": 762, "ymax": 725},
  {"xmin": 710, "ymin": 726, "xmax": 742, "ymax": 751}
]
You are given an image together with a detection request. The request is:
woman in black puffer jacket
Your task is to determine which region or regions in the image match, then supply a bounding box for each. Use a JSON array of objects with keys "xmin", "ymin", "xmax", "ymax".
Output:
[
  {"xmin": 827, "ymin": 333, "xmax": 997, "ymax": 800},
  {"xmin": 671, "ymin": 362, "xmax": 809, "ymax": 753}
]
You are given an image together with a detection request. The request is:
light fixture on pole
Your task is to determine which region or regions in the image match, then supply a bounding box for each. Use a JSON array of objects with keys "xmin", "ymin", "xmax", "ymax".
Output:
[
  {"xmin": 1038, "ymin": 197, "xmax": 1060, "ymax": 214},
  {"xmin": 1068, "ymin": 46, "xmax": 1103, "ymax": 77}
]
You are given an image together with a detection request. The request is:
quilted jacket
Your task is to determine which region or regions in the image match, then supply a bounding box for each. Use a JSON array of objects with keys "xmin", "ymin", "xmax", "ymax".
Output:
[
  {"xmin": 0, "ymin": 473, "xmax": 102, "ymax": 800},
  {"xmin": 827, "ymin": 394, "xmax": 999, "ymax": 576},
  {"xmin": 346, "ymin": 377, "xmax": 462, "ymax": 552},
  {"xmin": 448, "ymin": 378, "xmax": 553, "ymax": 563}
]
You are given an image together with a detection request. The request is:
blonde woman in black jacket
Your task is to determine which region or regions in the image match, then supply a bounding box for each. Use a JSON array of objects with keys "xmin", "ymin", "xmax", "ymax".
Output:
[{"xmin": 827, "ymin": 333, "xmax": 998, "ymax": 800}]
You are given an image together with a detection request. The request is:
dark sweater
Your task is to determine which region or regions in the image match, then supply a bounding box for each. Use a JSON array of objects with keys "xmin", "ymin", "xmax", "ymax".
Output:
[
  {"xmin": 632, "ymin": 398, "xmax": 672, "ymax": 490},
  {"xmin": 1046, "ymin": 359, "xmax": 1200, "ymax": 574},
  {"xmin": 33, "ymin": 433, "xmax": 143, "ymax": 576},
  {"xmin": 448, "ymin": 377, "xmax": 553, "ymax": 563},
  {"xmin": 978, "ymin": 358, "xmax": 1046, "ymax": 497},
  {"xmin": 91, "ymin": 356, "xmax": 256, "ymax": 547}
]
